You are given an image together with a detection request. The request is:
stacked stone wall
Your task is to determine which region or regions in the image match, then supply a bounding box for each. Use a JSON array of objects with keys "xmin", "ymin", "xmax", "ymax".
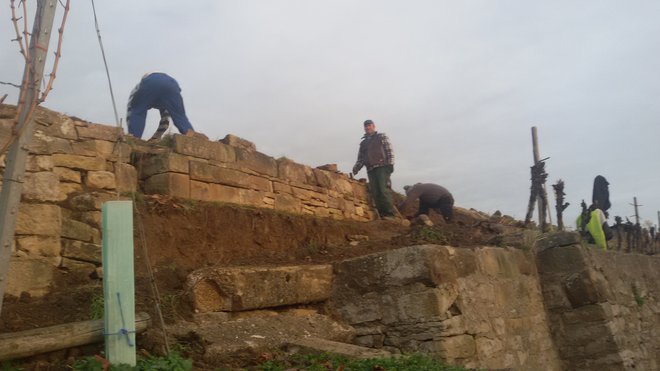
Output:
[
  {"xmin": 537, "ymin": 244, "xmax": 660, "ymax": 370},
  {"xmin": 328, "ymin": 245, "xmax": 563, "ymax": 370},
  {"xmin": 133, "ymin": 134, "xmax": 374, "ymax": 221},
  {"xmin": 0, "ymin": 105, "xmax": 136, "ymax": 297}
]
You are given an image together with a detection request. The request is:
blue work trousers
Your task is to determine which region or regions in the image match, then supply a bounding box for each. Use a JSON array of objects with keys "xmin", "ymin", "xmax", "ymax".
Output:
[{"xmin": 126, "ymin": 73, "xmax": 193, "ymax": 138}]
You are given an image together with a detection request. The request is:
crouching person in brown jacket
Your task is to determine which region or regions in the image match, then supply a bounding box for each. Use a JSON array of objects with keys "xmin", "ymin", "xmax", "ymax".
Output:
[{"xmin": 400, "ymin": 183, "xmax": 454, "ymax": 222}]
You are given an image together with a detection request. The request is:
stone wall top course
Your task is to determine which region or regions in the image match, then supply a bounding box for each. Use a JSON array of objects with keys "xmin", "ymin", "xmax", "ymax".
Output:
[
  {"xmin": 219, "ymin": 134, "xmax": 256, "ymax": 152},
  {"xmin": 75, "ymin": 123, "xmax": 122, "ymax": 141},
  {"xmin": 235, "ymin": 147, "xmax": 277, "ymax": 177}
]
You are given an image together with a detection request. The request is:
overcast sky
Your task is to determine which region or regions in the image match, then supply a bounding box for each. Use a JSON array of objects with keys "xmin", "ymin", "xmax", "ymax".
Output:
[{"xmin": 1, "ymin": 1, "xmax": 659, "ymax": 226}]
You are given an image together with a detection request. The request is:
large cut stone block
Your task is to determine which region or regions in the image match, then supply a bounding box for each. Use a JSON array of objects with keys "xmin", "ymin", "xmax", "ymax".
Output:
[
  {"xmin": 52, "ymin": 154, "xmax": 107, "ymax": 171},
  {"xmin": 114, "ymin": 163, "xmax": 137, "ymax": 192},
  {"xmin": 188, "ymin": 264, "xmax": 333, "ymax": 312},
  {"xmin": 6, "ymin": 257, "xmax": 58, "ymax": 297},
  {"xmin": 189, "ymin": 161, "xmax": 272, "ymax": 192},
  {"xmin": 173, "ymin": 135, "xmax": 236, "ymax": 162},
  {"xmin": 220, "ymin": 134, "xmax": 255, "ymax": 152},
  {"xmin": 61, "ymin": 239, "xmax": 102, "ymax": 264},
  {"xmin": 277, "ymin": 158, "xmax": 315, "ymax": 185},
  {"xmin": 137, "ymin": 152, "xmax": 190, "ymax": 178},
  {"xmin": 61, "ymin": 218, "xmax": 96, "ymax": 242},
  {"xmin": 16, "ymin": 235, "xmax": 61, "ymax": 257},
  {"xmin": 144, "ymin": 173, "xmax": 190, "ymax": 198},
  {"xmin": 85, "ymin": 170, "xmax": 116, "ymax": 190},
  {"xmin": 235, "ymin": 148, "xmax": 277, "ymax": 177},
  {"xmin": 29, "ymin": 131, "xmax": 73, "ymax": 154},
  {"xmin": 16, "ymin": 203, "xmax": 61, "ymax": 236},
  {"xmin": 22, "ymin": 172, "xmax": 61, "ymax": 201},
  {"xmin": 76, "ymin": 123, "xmax": 122, "ymax": 141}
]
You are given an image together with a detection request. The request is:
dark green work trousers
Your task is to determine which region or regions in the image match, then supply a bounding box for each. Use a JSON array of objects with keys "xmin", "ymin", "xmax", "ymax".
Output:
[{"xmin": 367, "ymin": 165, "xmax": 394, "ymax": 217}]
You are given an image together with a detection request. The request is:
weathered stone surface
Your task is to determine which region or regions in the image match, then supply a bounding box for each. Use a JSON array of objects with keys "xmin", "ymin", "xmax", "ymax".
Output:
[
  {"xmin": 188, "ymin": 264, "xmax": 333, "ymax": 312},
  {"xmin": 535, "ymin": 231, "xmax": 580, "ymax": 251},
  {"xmin": 37, "ymin": 116, "xmax": 78, "ymax": 140},
  {"xmin": 274, "ymin": 193, "xmax": 301, "ymax": 213},
  {"xmin": 80, "ymin": 211, "xmax": 102, "ymax": 228},
  {"xmin": 172, "ymin": 134, "xmax": 213, "ymax": 159},
  {"xmin": 428, "ymin": 335, "xmax": 476, "ymax": 359},
  {"xmin": 16, "ymin": 203, "xmax": 61, "ymax": 236},
  {"xmin": 84, "ymin": 170, "xmax": 116, "ymax": 190},
  {"xmin": 22, "ymin": 171, "xmax": 61, "ymax": 201},
  {"xmin": 6, "ymin": 257, "xmax": 58, "ymax": 297},
  {"xmin": 287, "ymin": 337, "xmax": 391, "ymax": 359},
  {"xmin": 53, "ymin": 166, "xmax": 81, "ymax": 182},
  {"xmin": 138, "ymin": 152, "xmax": 190, "ymax": 178},
  {"xmin": 25, "ymin": 155, "xmax": 54, "ymax": 172},
  {"xmin": 144, "ymin": 173, "xmax": 190, "ymax": 198},
  {"xmin": 235, "ymin": 148, "xmax": 277, "ymax": 177},
  {"xmin": 277, "ymin": 158, "xmax": 315, "ymax": 185},
  {"xmin": 29, "ymin": 131, "xmax": 73, "ymax": 154},
  {"xmin": 16, "ymin": 235, "xmax": 61, "ymax": 257},
  {"xmin": 61, "ymin": 218, "xmax": 96, "ymax": 242},
  {"xmin": 316, "ymin": 163, "xmax": 338, "ymax": 172},
  {"xmin": 76, "ymin": 123, "xmax": 122, "ymax": 141},
  {"xmin": 61, "ymin": 239, "xmax": 102, "ymax": 264},
  {"xmin": 52, "ymin": 154, "xmax": 106, "ymax": 171},
  {"xmin": 114, "ymin": 163, "xmax": 137, "ymax": 192},
  {"xmin": 208, "ymin": 141, "xmax": 237, "ymax": 163},
  {"xmin": 220, "ymin": 134, "xmax": 256, "ymax": 152},
  {"xmin": 71, "ymin": 140, "xmax": 112, "ymax": 157},
  {"xmin": 189, "ymin": 161, "xmax": 272, "ymax": 192},
  {"xmin": 68, "ymin": 191, "xmax": 119, "ymax": 211}
]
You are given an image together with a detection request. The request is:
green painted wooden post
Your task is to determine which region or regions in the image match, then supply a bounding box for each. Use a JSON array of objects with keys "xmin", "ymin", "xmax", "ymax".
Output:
[{"xmin": 102, "ymin": 201, "xmax": 136, "ymax": 366}]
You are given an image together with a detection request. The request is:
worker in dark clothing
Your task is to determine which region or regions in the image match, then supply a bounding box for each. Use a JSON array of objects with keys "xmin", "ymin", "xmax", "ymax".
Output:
[
  {"xmin": 400, "ymin": 183, "xmax": 454, "ymax": 222},
  {"xmin": 352, "ymin": 119, "xmax": 396, "ymax": 218},
  {"xmin": 126, "ymin": 73, "xmax": 196, "ymax": 139},
  {"xmin": 577, "ymin": 175, "xmax": 613, "ymax": 250}
]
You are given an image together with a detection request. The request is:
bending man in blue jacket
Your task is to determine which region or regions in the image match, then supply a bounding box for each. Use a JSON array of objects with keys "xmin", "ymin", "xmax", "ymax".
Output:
[{"xmin": 126, "ymin": 73, "xmax": 196, "ymax": 139}]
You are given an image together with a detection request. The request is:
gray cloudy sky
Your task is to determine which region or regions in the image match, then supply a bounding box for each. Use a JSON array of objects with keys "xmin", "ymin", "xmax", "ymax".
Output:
[{"xmin": 1, "ymin": 0, "xmax": 659, "ymax": 226}]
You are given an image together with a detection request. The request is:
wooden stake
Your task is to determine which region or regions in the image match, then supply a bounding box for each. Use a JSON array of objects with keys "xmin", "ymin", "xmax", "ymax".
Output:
[{"xmin": 102, "ymin": 201, "xmax": 136, "ymax": 366}]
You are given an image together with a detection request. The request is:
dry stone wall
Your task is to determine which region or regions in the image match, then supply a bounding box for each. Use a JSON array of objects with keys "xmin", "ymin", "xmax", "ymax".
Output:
[
  {"xmin": 327, "ymin": 245, "xmax": 563, "ymax": 370},
  {"xmin": 0, "ymin": 104, "xmax": 374, "ymax": 298},
  {"xmin": 0, "ymin": 105, "xmax": 135, "ymax": 297},
  {"xmin": 133, "ymin": 134, "xmax": 374, "ymax": 221},
  {"xmin": 537, "ymin": 243, "xmax": 660, "ymax": 370}
]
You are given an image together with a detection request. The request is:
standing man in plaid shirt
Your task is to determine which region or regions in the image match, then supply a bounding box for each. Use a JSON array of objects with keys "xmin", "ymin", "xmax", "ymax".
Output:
[{"xmin": 352, "ymin": 119, "xmax": 396, "ymax": 218}]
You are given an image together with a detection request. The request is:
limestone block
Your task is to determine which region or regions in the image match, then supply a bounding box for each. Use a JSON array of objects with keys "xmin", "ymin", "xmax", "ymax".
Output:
[
  {"xmin": 22, "ymin": 171, "xmax": 61, "ymax": 201},
  {"xmin": 477, "ymin": 247, "xmax": 523, "ymax": 278},
  {"xmin": 37, "ymin": 116, "xmax": 78, "ymax": 140},
  {"xmin": 6, "ymin": 256, "xmax": 59, "ymax": 297},
  {"xmin": 535, "ymin": 231, "xmax": 580, "ymax": 251},
  {"xmin": 563, "ymin": 270, "xmax": 605, "ymax": 308},
  {"xmin": 172, "ymin": 134, "xmax": 213, "ymax": 159},
  {"xmin": 16, "ymin": 203, "xmax": 61, "ymax": 236},
  {"xmin": 61, "ymin": 218, "xmax": 95, "ymax": 242},
  {"xmin": 16, "ymin": 235, "xmax": 61, "ymax": 257},
  {"xmin": 274, "ymin": 193, "xmax": 302, "ymax": 213},
  {"xmin": 235, "ymin": 148, "xmax": 277, "ymax": 177},
  {"xmin": 80, "ymin": 211, "xmax": 102, "ymax": 228},
  {"xmin": 428, "ymin": 335, "xmax": 476, "ymax": 359},
  {"xmin": 25, "ymin": 155, "xmax": 54, "ymax": 172},
  {"xmin": 208, "ymin": 141, "xmax": 236, "ymax": 163},
  {"xmin": 397, "ymin": 286, "xmax": 459, "ymax": 322},
  {"xmin": 85, "ymin": 170, "xmax": 116, "ymax": 190},
  {"xmin": 110, "ymin": 141, "xmax": 132, "ymax": 163},
  {"xmin": 72, "ymin": 140, "xmax": 109, "ymax": 156},
  {"xmin": 58, "ymin": 182, "xmax": 83, "ymax": 200},
  {"xmin": 59, "ymin": 258, "xmax": 97, "ymax": 276},
  {"xmin": 288, "ymin": 337, "xmax": 391, "ymax": 359},
  {"xmin": 76, "ymin": 123, "xmax": 122, "ymax": 141},
  {"xmin": 189, "ymin": 161, "xmax": 272, "ymax": 192},
  {"xmin": 277, "ymin": 158, "xmax": 315, "ymax": 185},
  {"xmin": 316, "ymin": 163, "xmax": 338, "ymax": 172},
  {"xmin": 536, "ymin": 245, "xmax": 587, "ymax": 274},
  {"xmin": 220, "ymin": 134, "xmax": 256, "ymax": 152},
  {"xmin": 61, "ymin": 239, "xmax": 102, "ymax": 264},
  {"xmin": 114, "ymin": 163, "xmax": 137, "ymax": 192},
  {"xmin": 561, "ymin": 303, "xmax": 612, "ymax": 324},
  {"xmin": 476, "ymin": 336, "xmax": 504, "ymax": 360},
  {"xmin": 53, "ymin": 166, "xmax": 81, "ymax": 182},
  {"xmin": 144, "ymin": 173, "xmax": 190, "ymax": 198},
  {"xmin": 52, "ymin": 154, "xmax": 106, "ymax": 171},
  {"xmin": 334, "ymin": 292, "xmax": 383, "ymax": 324},
  {"xmin": 188, "ymin": 264, "xmax": 333, "ymax": 312},
  {"xmin": 29, "ymin": 131, "xmax": 73, "ymax": 154},
  {"xmin": 138, "ymin": 152, "xmax": 190, "ymax": 178},
  {"xmin": 272, "ymin": 181, "xmax": 293, "ymax": 194},
  {"xmin": 191, "ymin": 181, "xmax": 230, "ymax": 202}
]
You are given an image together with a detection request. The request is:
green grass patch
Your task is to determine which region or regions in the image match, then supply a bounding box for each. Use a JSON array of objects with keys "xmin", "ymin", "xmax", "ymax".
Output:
[
  {"xmin": 253, "ymin": 353, "xmax": 467, "ymax": 371},
  {"xmin": 72, "ymin": 352, "xmax": 192, "ymax": 371}
]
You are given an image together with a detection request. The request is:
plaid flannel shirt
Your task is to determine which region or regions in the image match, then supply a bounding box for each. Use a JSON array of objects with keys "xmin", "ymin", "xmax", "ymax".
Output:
[{"xmin": 353, "ymin": 132, "xmax": 394, "ymax": 174}]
